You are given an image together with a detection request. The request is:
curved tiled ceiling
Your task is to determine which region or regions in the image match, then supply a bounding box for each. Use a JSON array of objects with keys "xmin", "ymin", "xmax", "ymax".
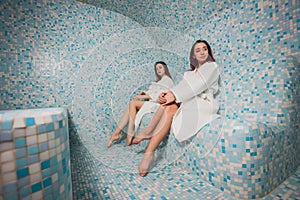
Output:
[{"xmin": 76, "ymin": 0, "xmax": 231, "ymax": 32}]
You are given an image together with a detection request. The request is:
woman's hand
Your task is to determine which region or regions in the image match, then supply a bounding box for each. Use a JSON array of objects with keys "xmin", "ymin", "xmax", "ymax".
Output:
[
  {"xmin": 159, "ymin": 91, "xmax": 176, "ymax": 105},
  {"xmin": 133, "ymin": 91, "xmax": 146, "ymax": 99},
  {"xmin": 133, "ymin": 94, "xmax": 151, "ymax": 100},
  {"xmin": 159, "ymin": 93, "xmax": 167, "ymax": 104},
  {"xmin": 133, "ymin": 95, "xmax": 141, "ymax": 99}
]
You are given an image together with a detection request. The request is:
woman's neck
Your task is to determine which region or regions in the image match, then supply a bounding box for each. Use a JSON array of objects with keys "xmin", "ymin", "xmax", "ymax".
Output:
[
  {"xmin": 197, "ymin": 61, "xmax": 207, "ymax": 68},
  {"xmin": 196, "ymin": 62, "xmax": 205, "ymax": 70}
]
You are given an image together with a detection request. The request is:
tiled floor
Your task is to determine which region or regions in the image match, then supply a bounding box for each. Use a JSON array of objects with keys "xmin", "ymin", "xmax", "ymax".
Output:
[{"xmin": 70, "ymin": 135, "xmax": 300, "ymax": 200}]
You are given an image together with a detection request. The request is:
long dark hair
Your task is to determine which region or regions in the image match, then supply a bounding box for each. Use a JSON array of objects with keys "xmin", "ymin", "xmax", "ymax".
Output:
[
  {"xmin": 189, "ymin": 40, "xmax": 215, "ymax": 70},
  {"xmin": 154, "ymin": 61, "xmax": 173, "ymax": 82}
]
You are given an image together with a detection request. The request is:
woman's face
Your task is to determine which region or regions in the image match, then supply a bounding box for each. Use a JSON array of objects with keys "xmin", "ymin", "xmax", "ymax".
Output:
[
  {"xmin": 193, "ymin": 42, "xmax": 209, "ymax": 65},
  {"xmin": 156, "ymin": 63, "xmax": 166, "ymax": 77}
]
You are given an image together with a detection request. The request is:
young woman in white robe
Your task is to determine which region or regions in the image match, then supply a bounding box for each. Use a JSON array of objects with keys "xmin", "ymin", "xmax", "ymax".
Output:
[
  {"xmin": 107, "ymin": 61, "xmax": 174, "ymax": 147},
  {"xmin": 134, "ymin": 40, "xmax": 221, "ymax": 176}
]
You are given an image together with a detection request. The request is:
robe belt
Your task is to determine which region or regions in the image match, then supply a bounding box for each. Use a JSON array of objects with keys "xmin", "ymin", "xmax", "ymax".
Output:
[{"xmin": 198, "ymin": 92, "xmax": 213, "ymax": 102}]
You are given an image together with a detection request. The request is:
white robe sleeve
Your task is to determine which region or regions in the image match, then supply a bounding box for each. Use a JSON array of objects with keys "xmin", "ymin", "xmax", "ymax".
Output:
[
  {"xmin": 134, "ymin": 76, "xmax": 174, "ymax": 131},
  {"xmin": 171, "ymin": 62, "xmax": 219, "ymax": 103},
  {"xmin": 146, "ymin": 76, "xmax": 174, "ymax": 101}
]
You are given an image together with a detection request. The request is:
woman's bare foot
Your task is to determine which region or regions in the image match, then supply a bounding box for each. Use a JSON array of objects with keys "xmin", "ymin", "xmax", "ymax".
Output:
[
  {"xmin": 107, "ymin": 133, "xmax": 120, "ymax": 148},
  {"xmin": 132, "ymin": 132, "xmax": 152, "ymax": 144},
  {"xmin": 138, "ymin": 152, "xmax": 155, "ymax": 177},
  {"xmin": 126, "ymin": 131, "xmax": 135, "ymax": 146},
  {"xmin": 132, "ymin": 127, "xmax": 152, "ymax": 144},
  {"xmin": 126, "ymin": 136, "xmax": 133, "ymax": 146}
]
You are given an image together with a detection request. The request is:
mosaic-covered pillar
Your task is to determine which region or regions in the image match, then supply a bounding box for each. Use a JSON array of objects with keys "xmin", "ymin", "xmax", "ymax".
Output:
[{"xmin": 0, "ymin": 108, "xmax": 72, "ymax": 200}]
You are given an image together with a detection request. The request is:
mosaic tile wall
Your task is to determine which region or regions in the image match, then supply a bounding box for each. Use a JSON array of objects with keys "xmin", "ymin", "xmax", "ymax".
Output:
[
  {"xmin": 1, "ymin": 0, "xmax": 298, "ymax": 128},
  {"xmin": 0, "ymin": 0, "xmax": 299, "ymax": 199},
  {"xmin": 0, "ymin": 108, "xmax": 72, "ymax": 199}
]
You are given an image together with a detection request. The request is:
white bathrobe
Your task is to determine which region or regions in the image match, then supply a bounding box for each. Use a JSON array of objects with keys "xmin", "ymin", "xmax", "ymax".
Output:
[
  {"xmin": 171, "ymin": 62, "xmax": 220, "ymax": 142},
  {"xmin": 134, "ymin": 75, "xmax": 174, "ymax": 131}
]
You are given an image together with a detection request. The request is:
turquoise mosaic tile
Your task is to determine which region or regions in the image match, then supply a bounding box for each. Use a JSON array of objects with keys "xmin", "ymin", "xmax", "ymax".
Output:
[
  {"xmin": 17, "ymin": 177, "xmax": 29, "ymax": 188},
  {"xmin": 25, "ymin": 118, "xmax": 35, "ymax": 126},
  {"xmin": 0, "ymin": 120, "xmax": 13, "ymax": 130},
  {"xmin": 28, "ymin": 145, "xmax": 38, "ymax": 155},
  {"xmin": 20, "ymin": 186, "xmax": 30, "ymax": 198},
  {"xmin": 43, "ymin": 177, "xmax": 52, "ymax": 188},
  {"xmin": 31, "ymin": 182, "xmax": 42, "ymax": 193},
  {"xmin": 16, "ymin": 158, "xmax": 27, "ymax": 168},
  {"xmin": 14, "ymin": 138, "xmax": 26, "ymax": 148},
  {"xmin": 17, "ymin": 168, "xmax": 29, "ymax": 179}
]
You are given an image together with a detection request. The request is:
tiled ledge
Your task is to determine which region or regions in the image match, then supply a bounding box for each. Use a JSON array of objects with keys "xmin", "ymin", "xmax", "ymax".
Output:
[{"xmin": 0, "ymin": 107, "xmax": 72, "ymax": 200}]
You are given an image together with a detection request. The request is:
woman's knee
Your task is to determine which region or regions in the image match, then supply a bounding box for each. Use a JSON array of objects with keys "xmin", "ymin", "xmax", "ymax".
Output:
[
  {"xmin": 129, "ymin": 99, "xmax": 138, "ymax": 106},
  {"xmin": 164, "ymin": 104, "xmax": 178, "ymax": 116},
  {"xmin": 129, "ymin": 99, "xmax": 143, "ymax": 109}
]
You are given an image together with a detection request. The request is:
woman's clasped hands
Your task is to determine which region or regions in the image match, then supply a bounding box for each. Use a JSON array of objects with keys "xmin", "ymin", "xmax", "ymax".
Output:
[{"xmin": 159, "ymin": 91, "xmax": 176, "ymax": 105}]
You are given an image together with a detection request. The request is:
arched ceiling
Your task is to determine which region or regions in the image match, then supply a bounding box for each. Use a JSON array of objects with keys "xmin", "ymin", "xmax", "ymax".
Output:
[{"xmin": 76, "ymin": 0, "xmax": 231, "ymax": 32}]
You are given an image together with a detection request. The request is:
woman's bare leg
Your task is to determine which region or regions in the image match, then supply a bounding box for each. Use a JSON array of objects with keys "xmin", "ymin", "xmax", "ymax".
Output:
[
  {"xmin": 126, "ymin": 100, "xmax": 144, "ymax": 146},
  {"xmin": 107, "ymin": 108, "xmax": 130, "ymax": 148},
  {"xmin": 132, "ymin": 106, "xmax": 165, "ymax": 144},
  {"xmin": 138, "ymin": 104, "xmax": 178, "ymax": 176}
]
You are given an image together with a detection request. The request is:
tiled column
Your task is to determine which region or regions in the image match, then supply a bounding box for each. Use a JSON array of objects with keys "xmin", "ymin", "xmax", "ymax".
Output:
[{"xmin": 0, "ymin": 108, "xmax": 72, "ymax": 200}]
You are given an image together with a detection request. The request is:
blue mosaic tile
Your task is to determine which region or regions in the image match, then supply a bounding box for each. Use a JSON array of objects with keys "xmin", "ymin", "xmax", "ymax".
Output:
[
  {"xmin": 44, "ymin": 187, "xmax": 53, "ymax": 197},
  {"xmin": 19, "ymin": 186, "xmax": 31, "ymax": 198},
  {"xmin": 42, "ymin": 168, "xmax": 51, "ymax": 179},
  {"xmin": 50, "ymin": 157, "xmax": 57, "ymax": 166},
  {"xmin": 51, "ymin": 165, "xmax": 58, "ymax": 174},
  {"xmin": 17, "ymin": 167, "xmax": 29, "ymax": 179},
  {"xmin": 39, "ymin": 142, "xmax": 48, "ymax": 152},
  {"xmin": 28, "ymin": 145, "xmax": 38, "ymax": 155},
  {"xmin": 41, "ymin": 160, "xmax": 50, "ymax": 170},
  {"xmin": 14, "ymin": 137, "xmax": 26, "ymax": 148},
  {"xmin": 37, "ymin": 124, "xmax": 47, "ymax": 134},
  {"xmin": 47, "ymin": 123, "xmax": 54, "ymax": 132},
  {"xmin": 31, "ymin": 182, "xmax": 42, "ymax": 193},
  {"xmin": 17, "ymin": 177, "xmax": 30, "ymax": 188},
  {"xmin": 15, "ymin": 147, "xmax": 26, "ymax": 159},
  {"xmin": 0, "ymin": 118, "xmax": 13, "ymax": 130},
  {"xmin": 4, "ymin": 182, "xmax": 17, "ymax": 193},
  {"xmin": 0, "ymin": 132, "xmax": 12, "ymax": 141},
  {"xmin": 16, "ymin": 157, "xmax": 28, "ymax": 168},
  {"xmin": 43, "ymin": 177, "xmax": 52, "ymax": 188},
  {"xmin": 25, "ymin": 118, "xmax": 35, "ymax": 126}
]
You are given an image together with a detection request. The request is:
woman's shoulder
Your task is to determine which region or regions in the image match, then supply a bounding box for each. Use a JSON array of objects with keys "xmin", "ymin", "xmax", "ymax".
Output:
[
  {"xmin": 162, "ymin": 75, "xmax": 171, "ymax": 79},
  {"xmin": 160, "ymin": 75, "xmax": 173, "ymax": 82},
  {"xmin": 200, "ymin": 61, "xmax": 219, "ymax": 72},
  {"xmin": 204, "ymin": 61, "xmax": 218, "ymax": 67},
  {"xmin": 158, "ymin": 75, "xmax": 174, "ymax": 87}
]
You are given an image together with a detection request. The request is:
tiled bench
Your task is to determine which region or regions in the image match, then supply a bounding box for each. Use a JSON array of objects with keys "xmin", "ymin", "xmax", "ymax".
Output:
[{"xmin": 0, "ymin": 107, "xmax": 72, "ymax": 200}]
